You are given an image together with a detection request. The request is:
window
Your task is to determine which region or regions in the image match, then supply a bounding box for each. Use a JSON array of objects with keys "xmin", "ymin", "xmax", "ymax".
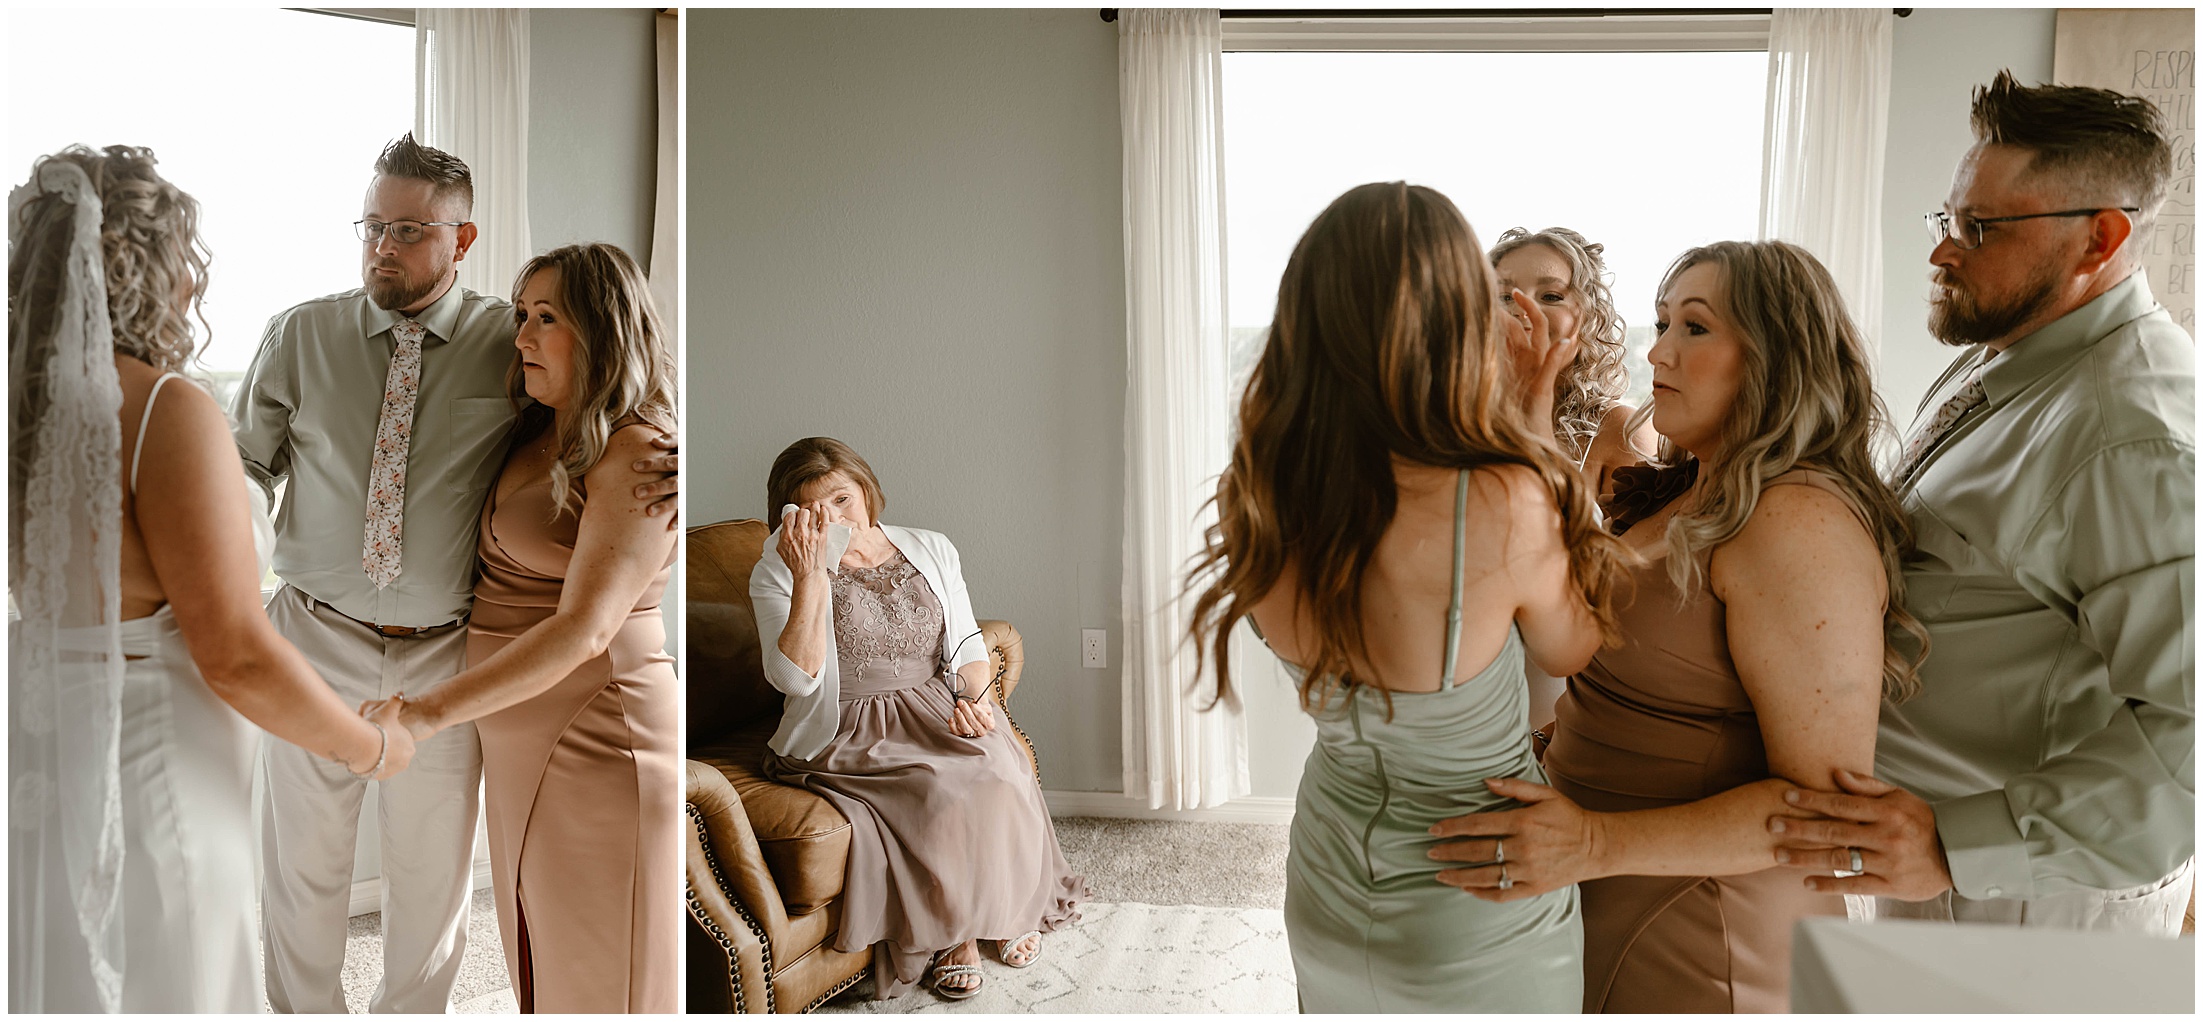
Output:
[
  {"xmin": 6, "ymin": 8, "xmax": 414, "ymax": 406},
  {"xmin": 1223, "ymin": 45, "xmax": 1769, "ymax": 408}
]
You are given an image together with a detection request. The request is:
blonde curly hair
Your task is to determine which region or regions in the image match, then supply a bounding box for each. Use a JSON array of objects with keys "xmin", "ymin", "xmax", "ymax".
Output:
[
  {"xmin": 1489, "ymin": 227, "xmax": 1630, "ymax": 462},
  {"xmin": 10, "ymin": 144, "xmax": 209, "ymax": 375}
]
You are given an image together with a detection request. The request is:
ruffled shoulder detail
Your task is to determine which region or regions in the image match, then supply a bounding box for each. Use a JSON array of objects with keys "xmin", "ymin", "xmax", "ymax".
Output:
[{"xmin": 1601, "ymin": 459, "xmax": 1698, "ymax": 536}]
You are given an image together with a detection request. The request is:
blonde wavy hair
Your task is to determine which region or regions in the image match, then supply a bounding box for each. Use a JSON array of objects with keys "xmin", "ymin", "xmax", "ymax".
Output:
[
  {"xmin": 1187, "ymin": 183, "xmax": 1632, "ymax": 714},
  {"xmin": 506, "ymin": 243, "xmax": 676, "ymax": 515},
  {"xmin": 10, "ymin": 145, "xmax": 209, "ymax": 376},
  {"xmin": 1489, "ymin": 227, "xmax": 1630, "ymax": 461},
  {"xmin": 1630, "ymin": 240, "xmax": 1928, "ymax": 700}
]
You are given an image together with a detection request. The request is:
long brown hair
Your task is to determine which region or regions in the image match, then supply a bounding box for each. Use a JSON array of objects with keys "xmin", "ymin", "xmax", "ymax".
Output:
[
  {"xmin": 1186, "ymin": 182, "xmax": 1630, "ymax": 712},
  {"xmin": 1629, "ymin": 240, "xmax": 1928, "ymax": 699},
  {"xmin": 507, "ymin": 242, "xmax": 677, "ymax": 514}
]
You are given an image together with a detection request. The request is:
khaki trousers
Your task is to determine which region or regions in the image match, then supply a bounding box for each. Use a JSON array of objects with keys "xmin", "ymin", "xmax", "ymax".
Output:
[
  {"xmin": 1854, "ymin": 857, "xmax": 2194, "ymax": 935},
  {"xmin": 260, "ymin": 585, "xmax": 482, "ymax": 1013}
]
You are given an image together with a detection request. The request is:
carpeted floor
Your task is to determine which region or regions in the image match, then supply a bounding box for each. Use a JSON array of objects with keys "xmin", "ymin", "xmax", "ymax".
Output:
[
  {"xmin": 818, "ymin": 816, "xmax": 1294, "ymax": 1012},
  {"xmin": 337, "ymin": 887, "xmax": 514, "ymax": 1013},
  {"xmin": 336, "ymin": 816, "xmax": 1294, "ymax": 1013}
]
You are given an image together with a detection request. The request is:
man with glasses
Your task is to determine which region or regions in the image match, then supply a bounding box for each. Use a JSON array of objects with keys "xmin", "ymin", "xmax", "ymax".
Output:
[
  {"xmin": 233, "ymin": 134, "xmax": 675, "ymax": 1011},
  {"xmin": 1772, "ymin": 71, "xmax": 2192, "ymax": 935}
]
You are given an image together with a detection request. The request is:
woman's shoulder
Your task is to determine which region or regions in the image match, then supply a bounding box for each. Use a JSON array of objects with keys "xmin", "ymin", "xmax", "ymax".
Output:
[
  {"xmin": 582, "ymin": 420, "xmax": 667, "ymax": 483},
  {"xmin": 1723, "ymin": 468, "xmax": 1880, "ymax": 570}
]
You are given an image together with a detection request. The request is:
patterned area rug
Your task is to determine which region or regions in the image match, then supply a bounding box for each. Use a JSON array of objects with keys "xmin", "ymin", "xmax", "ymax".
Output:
[{"xmin": 817, "ymin": 901, "xmax": 1296, "ymax": 1013}]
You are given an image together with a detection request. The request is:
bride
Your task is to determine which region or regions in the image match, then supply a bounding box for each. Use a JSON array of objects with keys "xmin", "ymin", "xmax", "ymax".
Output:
[{"xmin": 8, "ymin": 145, "xmax": 417, "ymax": 1012}]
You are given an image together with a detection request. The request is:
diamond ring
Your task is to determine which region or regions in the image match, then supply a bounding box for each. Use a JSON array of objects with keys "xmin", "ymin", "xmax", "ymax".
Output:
[{"xmin": 1498, "ymin": 863, "xmax": 1513, "ymax": 891}]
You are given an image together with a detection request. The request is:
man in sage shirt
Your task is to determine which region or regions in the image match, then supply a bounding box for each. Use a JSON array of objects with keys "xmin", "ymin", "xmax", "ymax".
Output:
[
  {"xmin": 234, "ymin": 136, "xmax": 676, "ymax": 1010},
  {"xmin": 1776, "ymin": 73, "xmax": 2192, "ymax": 934}
]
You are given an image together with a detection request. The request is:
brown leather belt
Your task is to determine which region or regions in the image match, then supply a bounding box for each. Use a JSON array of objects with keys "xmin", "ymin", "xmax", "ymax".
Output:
[{"xmin": 300, "ymin": 592, "xmax": 462, "ymax": 638}]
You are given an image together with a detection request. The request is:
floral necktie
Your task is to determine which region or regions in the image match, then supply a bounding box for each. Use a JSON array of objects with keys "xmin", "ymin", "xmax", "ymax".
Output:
[
  {"xmin": 1894, "ymin": 356, "xmax": 1991, "ymax": 485},
  {"xmin": 363, "ymin": 318, "xmax": 426, "ymax": 589}
]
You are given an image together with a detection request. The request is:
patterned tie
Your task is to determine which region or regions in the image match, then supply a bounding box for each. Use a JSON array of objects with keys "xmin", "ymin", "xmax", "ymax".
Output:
[
  {"xmin": 363, "ymin": 318, "xmax": 426, "ymax": 589},
  {"xmin": 1894, "ymin": 355, "xmax": 1992, "ymax": 484}
]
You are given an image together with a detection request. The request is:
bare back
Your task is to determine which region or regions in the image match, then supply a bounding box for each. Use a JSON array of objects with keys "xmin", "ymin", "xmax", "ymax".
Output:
[{"xmin": 1249, "ymin": 459, "xmax": 1601, "ymax": 693}]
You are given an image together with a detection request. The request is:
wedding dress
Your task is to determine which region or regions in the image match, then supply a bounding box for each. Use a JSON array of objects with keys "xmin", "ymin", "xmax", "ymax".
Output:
[{"xmin": 9, "ymin": 160, "xmax": 268, "ymax": 1013}]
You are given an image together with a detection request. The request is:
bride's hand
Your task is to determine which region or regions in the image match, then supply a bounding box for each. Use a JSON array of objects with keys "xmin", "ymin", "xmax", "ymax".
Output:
[{"xmin": 358, "ymin": 699, "xmax": 417, "ymax": 780}]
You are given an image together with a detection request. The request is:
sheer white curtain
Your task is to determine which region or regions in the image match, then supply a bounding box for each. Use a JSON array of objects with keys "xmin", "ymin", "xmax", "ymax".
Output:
[
  {"xmin": 1118, "ymin": 8, "xmax": 1247, "ymax": 811},
  {"xmin": 416, "ymin": 8, "xmax": 531, "ymax": 298},
  {"xmin": 649, "ymin": 10, "xmax": 679, "ymax": 338},
  {"xmin": 1759, "ymin": 8, "xmax": 1893, "ymax": 352}
]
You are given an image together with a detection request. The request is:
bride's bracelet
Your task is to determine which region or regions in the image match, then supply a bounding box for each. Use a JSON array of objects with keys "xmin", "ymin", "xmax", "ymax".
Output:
[{"xmin": 349, "ymin": 721, "xmax": 388, "ymax": 779}]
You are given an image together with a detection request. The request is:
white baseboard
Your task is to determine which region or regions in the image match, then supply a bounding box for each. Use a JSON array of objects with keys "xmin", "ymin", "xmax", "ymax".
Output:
[
  {"xmin": 1043, "ymin": 789, "xmax": 1296, "ymax": 825},
  {"xmin": 346, "ymin": 855, "xmax": 496, "ymax": 918}
]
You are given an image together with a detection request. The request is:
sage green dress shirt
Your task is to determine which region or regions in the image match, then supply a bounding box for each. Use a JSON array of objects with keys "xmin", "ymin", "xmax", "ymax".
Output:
[
  {"xmin": 232, "ymin": 284, "xmax": 520, "ymax": 628},
  {"xmin": 1880, "ymin": 270, "xmax": 2195, "ymax": 902}
]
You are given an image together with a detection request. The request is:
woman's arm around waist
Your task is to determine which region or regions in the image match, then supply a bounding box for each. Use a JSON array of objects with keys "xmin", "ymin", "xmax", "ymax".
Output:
[{"xmin": 1431, "ymin": 483, "xmax": 1883, "ymax": 896}]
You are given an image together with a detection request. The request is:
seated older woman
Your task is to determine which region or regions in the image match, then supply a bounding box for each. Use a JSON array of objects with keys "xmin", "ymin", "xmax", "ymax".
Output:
[
  {"xmin": 1431, "ymin": 241, "xmax": 1924, "ymax": 1012},
  {"xmin": 749, "ymin": 437, "xmax": 1087, "ymax": 1002}
]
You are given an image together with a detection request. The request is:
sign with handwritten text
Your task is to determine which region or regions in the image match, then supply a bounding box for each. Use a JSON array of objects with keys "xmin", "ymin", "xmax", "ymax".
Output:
[{"xmin": 2055, "ymin": 8, "xmax": 2195, "ymax": 337}]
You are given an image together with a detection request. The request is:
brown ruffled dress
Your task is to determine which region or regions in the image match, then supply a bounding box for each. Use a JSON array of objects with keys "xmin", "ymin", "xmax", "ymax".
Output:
[
  {"xmin": 1544, "ymin": 461, "xmax": 1848, "ymax": 1013},
  {"xmin": 765, "ymin": 551, "xmax": 1086, "ymax": 998}
]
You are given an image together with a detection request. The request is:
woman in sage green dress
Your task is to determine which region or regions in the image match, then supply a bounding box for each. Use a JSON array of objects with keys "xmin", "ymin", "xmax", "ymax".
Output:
[{"xmin": 1185, "ymin": 182, "xmax": 1633, "ymax": 1012}]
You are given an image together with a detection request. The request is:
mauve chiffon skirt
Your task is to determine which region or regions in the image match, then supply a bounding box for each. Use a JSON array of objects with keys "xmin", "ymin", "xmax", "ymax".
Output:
[{"xmin": 767, "ymin": 676, "xmax": 1087, "ymax": 998}]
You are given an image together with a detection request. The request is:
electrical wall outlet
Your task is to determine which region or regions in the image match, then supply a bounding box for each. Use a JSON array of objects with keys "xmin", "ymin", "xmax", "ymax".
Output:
[{"xmin": 1082, "ymin": 628, "xmax": 1107, "ymax": 669}]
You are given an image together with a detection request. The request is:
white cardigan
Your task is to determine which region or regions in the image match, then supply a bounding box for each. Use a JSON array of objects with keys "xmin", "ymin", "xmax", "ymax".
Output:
[{"xmin": 749, "ymin": 523, "xmax": 990, "ymax": 760}]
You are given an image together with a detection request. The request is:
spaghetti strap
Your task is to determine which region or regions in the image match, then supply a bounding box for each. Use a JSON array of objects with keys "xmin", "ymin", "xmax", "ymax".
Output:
[
  {"xmin": 1439, "ymin": 469, "xmax": 1468, "ymax": 690},
  {"xmin": 130, "ymin": 372, "xmax": 184, "ymax": 496}
]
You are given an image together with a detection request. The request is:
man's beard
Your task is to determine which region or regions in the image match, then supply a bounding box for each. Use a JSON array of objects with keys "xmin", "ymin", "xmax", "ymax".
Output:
[
  {"xmin": 362, "ymin": 257, "xmax": 450, "ymax": 311},
  {"xmin": 1926, "ymin": 260, "xmax": 2064, "ymax": 347}
]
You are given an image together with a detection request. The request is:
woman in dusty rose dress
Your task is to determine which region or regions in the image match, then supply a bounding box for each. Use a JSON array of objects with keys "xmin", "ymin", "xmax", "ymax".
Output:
[
  {"xmin": 751, "ymin": 437, "xmax": 1086, "ymax": 1002},
  {"xmin": 1429, "ymin": 241, "xmax": 1924, "ymax": 1012},
  {"xmin": 380, "ymin": 242, "xmax": 679, "ymax": 1012}
]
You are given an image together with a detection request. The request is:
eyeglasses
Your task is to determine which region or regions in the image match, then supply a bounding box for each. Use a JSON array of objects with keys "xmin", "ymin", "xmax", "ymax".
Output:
[
  {"xmin": 354, "ymin": 218, "xmax": 469, "ymax": 245},
  {"xmin": 1922, "ymin": 207, "xmax": 2139, "ymax": 251}
]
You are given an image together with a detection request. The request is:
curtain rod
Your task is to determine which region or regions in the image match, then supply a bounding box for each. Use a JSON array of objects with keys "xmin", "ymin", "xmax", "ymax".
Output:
[{"xmin": 1098, "ymin": 9, "xmax": 1911, "ymax": 22}]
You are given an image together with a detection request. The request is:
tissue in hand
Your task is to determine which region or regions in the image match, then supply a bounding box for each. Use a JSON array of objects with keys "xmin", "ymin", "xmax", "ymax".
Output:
[{"xmin": 780, "ymin": 503, "xmax": 853, "ymax": 564}]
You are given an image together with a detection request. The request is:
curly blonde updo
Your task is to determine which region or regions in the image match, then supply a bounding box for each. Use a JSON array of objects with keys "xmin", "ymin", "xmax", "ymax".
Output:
[
  {"xmin": 10, "ymin": 145, "xmax": 210, "ymax": 374},
  {"xmin": 1489, "ymin": 227, "xmax": 1630, "ymax": 461}
]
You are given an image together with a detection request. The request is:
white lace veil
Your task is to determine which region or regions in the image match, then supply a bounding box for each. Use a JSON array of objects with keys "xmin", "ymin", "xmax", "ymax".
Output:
[{"xmin": 8, "ymin": 158, "xmax": 129, "ymax": 1011}]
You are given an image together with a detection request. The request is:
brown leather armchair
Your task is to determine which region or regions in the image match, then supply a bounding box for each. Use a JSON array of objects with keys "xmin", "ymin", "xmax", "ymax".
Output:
[{"xmin": 684, "ymin": 519, "xmax": 1034, "ymax": 1013}]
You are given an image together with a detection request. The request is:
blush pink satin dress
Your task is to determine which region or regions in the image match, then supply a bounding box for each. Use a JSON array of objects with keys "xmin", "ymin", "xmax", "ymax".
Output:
[{"xmin": 468, "ymin": 432, "xmax": 679, "ymax": 1013}]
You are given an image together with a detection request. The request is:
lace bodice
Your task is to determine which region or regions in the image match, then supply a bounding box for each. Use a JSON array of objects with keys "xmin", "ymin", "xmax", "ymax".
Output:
[{"xmin": 830, "ymin": 551, "xmax": 944, "ymax": 674}]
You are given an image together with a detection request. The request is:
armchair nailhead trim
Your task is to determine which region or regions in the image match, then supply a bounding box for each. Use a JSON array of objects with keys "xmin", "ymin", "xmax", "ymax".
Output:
[
  {"xmin": 804, "ymin": 968, "xmax": 871, "ymax": 1012},
  {"xmin": 991, "ymin": 648, "xmax": 1043, "ymax": 782},
  {"xmin": 687, "ymin": 804, "xmax": 776, "ymax": 1012}
]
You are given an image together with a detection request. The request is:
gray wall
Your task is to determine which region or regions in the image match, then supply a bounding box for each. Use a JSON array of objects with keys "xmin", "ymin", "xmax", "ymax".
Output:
[
  {"xmin": 1877, "ymin": 8, "xmax": 2058, "ymax": 425},
  {"xmin": 691, "ymin": 9, "xmax": 1130, "ymax": 792},
  {"xmin": 529, "ymin": 7, "xmax": 659, "ymax": 267}
]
